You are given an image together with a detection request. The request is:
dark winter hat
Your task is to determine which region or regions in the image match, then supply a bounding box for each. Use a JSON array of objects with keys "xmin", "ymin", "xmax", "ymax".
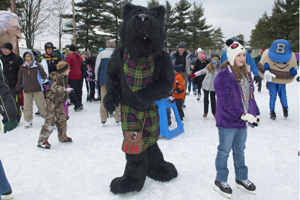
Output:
[
  {"xmin": 57, "ymin": 61, "xmax": 70, "ymax": 74},
  {"xmin": 174, "ymin": 65, "xmax": 181, "ymax": 73},
  {"xmin": 69, "ymin": 44, "xmax": 77, "ymax": 51},
  {"xmin": 3, "ymin": 42, "xmax": 12, "ymax": 51},
  {"xmin": 178, "ymin": 42, "xmax": 185, "ymax": 48},
  {"xmin": 86, "ymin": 58, "xmax": 93, "ymax": 65}
]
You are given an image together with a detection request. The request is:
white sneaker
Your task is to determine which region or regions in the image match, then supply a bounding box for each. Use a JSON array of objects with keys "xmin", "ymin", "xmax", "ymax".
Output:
[
  {"xmin": 197, "ymin": 94, "xmax": 201, "ymax": 101},
  {"xmin": 25, "ymin": 121, "xmax": 33, "ymax": 128}
]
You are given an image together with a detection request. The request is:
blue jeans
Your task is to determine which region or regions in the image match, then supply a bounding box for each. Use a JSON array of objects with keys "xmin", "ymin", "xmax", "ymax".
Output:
[
  {"xmin": 188, "ymin": 76, "xmax": 197, "ymax": 92},
  {"xmin": 0, "ymin": 160, "xmax": 11, "ymax": 196},
  {"xmin": 215, "ymin": 128, "xmax": 248, "ymax": 182}
]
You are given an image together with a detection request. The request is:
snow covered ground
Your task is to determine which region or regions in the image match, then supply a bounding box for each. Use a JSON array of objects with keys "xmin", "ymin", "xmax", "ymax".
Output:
[{"xmin": 0, "ymin": 80, "xmax": 299, "ymax": 200}]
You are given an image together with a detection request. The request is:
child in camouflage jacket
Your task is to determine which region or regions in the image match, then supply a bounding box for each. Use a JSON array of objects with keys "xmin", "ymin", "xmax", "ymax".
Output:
[{"xmin": 37, "ymin": 61, "xmax": 73, "ymax": 149}]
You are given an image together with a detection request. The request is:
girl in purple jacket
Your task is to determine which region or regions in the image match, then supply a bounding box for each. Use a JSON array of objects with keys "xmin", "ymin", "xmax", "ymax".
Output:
[{"xmin": 213, "ymin": 40, "xmax": 260, "ymax": 198}]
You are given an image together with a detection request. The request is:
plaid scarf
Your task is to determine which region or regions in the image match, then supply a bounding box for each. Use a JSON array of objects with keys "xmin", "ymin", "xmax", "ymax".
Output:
[{"xmin": 123, "ymin": 49, "xmax": 155, "ymax": 92}]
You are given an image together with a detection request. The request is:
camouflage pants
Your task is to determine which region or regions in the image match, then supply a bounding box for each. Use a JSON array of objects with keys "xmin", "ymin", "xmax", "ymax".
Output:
[{"xmin": 38, "ymin": 99, "xmax": 67, "ymax": 144}]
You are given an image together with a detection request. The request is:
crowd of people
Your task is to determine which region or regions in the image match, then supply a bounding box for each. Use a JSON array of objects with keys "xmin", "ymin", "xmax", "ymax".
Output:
[{"xmin": 0, "ymin": 8, "xmax": 299, "ymax": 199}]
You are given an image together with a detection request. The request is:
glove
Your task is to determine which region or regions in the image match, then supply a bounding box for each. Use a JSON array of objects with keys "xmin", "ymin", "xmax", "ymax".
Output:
[
  {"xmin": 264, "ymin": 70, "xmax": 276, "ymax": 82},
  {"xmin": 42, "ymin": 79, "xmax": 49, "ymax": 86},
  {"xmin": 290, "ymin": 67, "xmax": 297, "ymax": 76},
  {"xmin": 240, "ymin": 113, "xmax": 258, "ymax": 126},
  {"xmin": 190, "ymin": 74, "xmax": 195, "ymax": 79},
  {"xmin": 65, "ymin": 88, "xmax": 74, "ymax": 92},
  {"xmin": 3, "ymin": 120, "xmax": 18, "ymax": 133},
  {"xmin": 254, "ymin": 76, "xmax": 261, "ymax": 84},
  {"xmin": 256, "ymin": 115, "xmax": 261, "ymax": 126},
  {"xmin": 174, "ymin": 87, "xmax": 180, "ymax": 93}
]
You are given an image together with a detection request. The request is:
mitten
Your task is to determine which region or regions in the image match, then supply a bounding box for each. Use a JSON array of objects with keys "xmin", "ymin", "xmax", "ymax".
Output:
[
  {"xmin": 3, "ymin": 120, "xmax": 18, "ymax": 133},
  {"xmin": 254, "ymin": 75, "xmax": 261, "ymax": 84},
  {"xmin": 174, "ymin": 87, "xmax": 180, "ymax": 93},
  {"xmin": 264, "ymin": 62, "xmax": 271, "ymax": 71},
  {"xmin": 264, "ymin": 70, "xmax": 276, "ymax": 82},
  {"xmin": 290, "ymin": 67, "xmax": 297, "ymax": 76},
  {"xmin": 256, "ymin": 115, "xmax": 261, "ymax": 126},
  {"xmin": 240, "ymin": 113, "xmax": 258, "ymax": 126},
  {"xmin": 190, "ymin": 74, "xmax": 195, "ymax": 79}
]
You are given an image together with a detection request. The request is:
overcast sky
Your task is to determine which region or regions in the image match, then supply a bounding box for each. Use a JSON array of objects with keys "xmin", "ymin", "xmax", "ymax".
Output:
[{"xmin": 131, "ymin": 0, "xmax": 275, "ymax": 44}]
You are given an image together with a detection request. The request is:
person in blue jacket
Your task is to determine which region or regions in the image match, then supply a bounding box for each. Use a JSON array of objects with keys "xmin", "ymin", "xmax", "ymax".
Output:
[{"xmin": 218, "ymin": 37, "xmax": 261, "ymax": 85}]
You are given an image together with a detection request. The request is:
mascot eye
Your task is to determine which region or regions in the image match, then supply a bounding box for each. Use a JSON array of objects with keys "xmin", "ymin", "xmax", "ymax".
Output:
[{"xmin": 231, "ymin": 43, "xmax": 239, "ymax": 49}]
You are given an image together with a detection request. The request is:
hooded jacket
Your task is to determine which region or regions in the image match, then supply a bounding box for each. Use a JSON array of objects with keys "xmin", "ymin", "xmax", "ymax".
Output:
[
  {"xmin": 15, "ymin": 51, "xmax": 48, "ymax": 93},
  {"xmin": 214, "ymin": 65, "xmax": 260, "ymax": 129},
  {"xmin": 42, "ymin": 42, "xmax": 62, "ymax": 75}
]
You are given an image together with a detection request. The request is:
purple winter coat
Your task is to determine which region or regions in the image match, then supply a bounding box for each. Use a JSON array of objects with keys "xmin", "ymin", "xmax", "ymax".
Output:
[{"xmin": 214, "ymin": 66, "xmax": 260, "ymax": 129}]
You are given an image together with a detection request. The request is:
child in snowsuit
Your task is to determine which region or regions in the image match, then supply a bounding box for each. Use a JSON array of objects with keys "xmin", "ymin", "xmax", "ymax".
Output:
[
  {"xmin": 37, "ymin": 61, "xmax": 73, "ymax": 149},
  {"xmin": 213, "ymin": 40, "xmax": 260, "ymax": 198},
  {"xmin": 15, "ymin": 51, "xmax": 47, "ymax": 128},
  {"xmin": 173, "ymin": 65, "xmax": 185, "ymax": 120},
  {"xmin": 191, "ymin": 57, "xmax": 219, "ymax": 118}
]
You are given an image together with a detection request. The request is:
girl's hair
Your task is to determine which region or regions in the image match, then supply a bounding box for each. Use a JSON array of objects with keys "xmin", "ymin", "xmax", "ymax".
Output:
[
  {"xmin": 206, "ymin": 57, "xmax": 219, "ymax": 73},
  {"xmin": 0, "ymin": 11, "xmax": 18, "ymax": 35},
  {"xmin": 220, "ymin": 60, "xmax": 250, "ymax": 82}
]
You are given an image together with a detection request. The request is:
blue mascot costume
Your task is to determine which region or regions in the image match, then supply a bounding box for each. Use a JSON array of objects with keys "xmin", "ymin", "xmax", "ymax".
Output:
[{"xmin": 256, "ymin": 39, "xmax": 297, "ymax": 120}]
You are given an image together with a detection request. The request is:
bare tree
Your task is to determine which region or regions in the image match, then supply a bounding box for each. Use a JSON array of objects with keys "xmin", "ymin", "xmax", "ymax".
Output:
[
  {"xmin": 18, "ymin": 0, "xmax": 52, "ymax": 49},
  {"xmin": 48, "ymin": 0, "xmax": 70, "ymax": 50}
]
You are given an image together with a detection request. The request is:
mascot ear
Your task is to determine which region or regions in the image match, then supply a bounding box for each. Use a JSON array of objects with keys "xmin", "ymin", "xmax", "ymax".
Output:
[
  {"xmin": 122, "ymin": 3, "xmax": 136, "ymax": 19},
  {"xmin": 226, "ymin": 39, "xmax": 234, "ymax": 47},
  {"xmin": 149, "ymin": 5, "xmax": 165, "ymax": 23},
  {"xmin": 237, "ymin": 39, "xmax": 244, "ymax": 46}
]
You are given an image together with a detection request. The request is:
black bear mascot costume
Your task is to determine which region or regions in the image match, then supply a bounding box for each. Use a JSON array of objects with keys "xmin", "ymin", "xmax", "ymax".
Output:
[{"xmin": 103, "ymin": 3, "xmax": 178, "ymax": 194}]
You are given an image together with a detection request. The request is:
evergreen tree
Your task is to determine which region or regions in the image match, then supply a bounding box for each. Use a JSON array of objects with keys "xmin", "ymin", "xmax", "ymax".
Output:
[
  {"xmin": 147, "ymin": 0, "xmax": 159, "ymax": 8},
  {"xmin": 0, "ymin": 0, "xmax": 11, "ymax": 10},
  {"xmin": 211, "ymin": 27, "xmax": 225, "ymax": 50},
  {"xmin": 168, "ymin": 0, "xmax": 191, "ymax": 49},
  {"xmin": 187, "ymin": 2, "xmax": 212, "ymax": 50},
  {"xmin": 164, "ymin": 0, "xmax": 175, "ymax": 50},
  {"xmin": 249, "ymin": 12, "xmax": 272, "ymax": 49}
]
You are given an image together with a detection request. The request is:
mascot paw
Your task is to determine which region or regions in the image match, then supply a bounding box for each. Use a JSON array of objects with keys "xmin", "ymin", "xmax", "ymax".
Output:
[
  {"xmin": 147, "ymin": 161, "xmax": 178, "ymax": 182},
  {"xmin": 103, "ymin": 93, "xmax": 120, "ymax": 114},
  {"xmin": 110, "ymin": 176, "xmax": 144, "ymax": 194}
]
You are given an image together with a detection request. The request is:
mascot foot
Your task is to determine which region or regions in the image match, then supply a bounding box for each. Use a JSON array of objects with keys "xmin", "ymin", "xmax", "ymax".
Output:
[
  {"xmin": 146, "ymin": 142, "xmax": 178, "ymax": 182},
  {"xmin": 110, "ymin": 151, "xmax": 149, "ymax": 194}
]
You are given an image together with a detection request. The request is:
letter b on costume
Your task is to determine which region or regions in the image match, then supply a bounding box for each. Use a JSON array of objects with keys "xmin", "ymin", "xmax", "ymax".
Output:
[{"xmin": 276, "ymin": 43, "xmax": 286, "ymax": 54}]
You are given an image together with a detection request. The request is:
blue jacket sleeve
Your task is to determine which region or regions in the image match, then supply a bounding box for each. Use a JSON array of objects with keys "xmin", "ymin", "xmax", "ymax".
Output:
[
  {"xmin": 218, "ymin": 51, "xmax": 227, "ymax": 70},
  {"xmin": 246, "ymin": 52, "xmax": 259, "ymax": 76}
]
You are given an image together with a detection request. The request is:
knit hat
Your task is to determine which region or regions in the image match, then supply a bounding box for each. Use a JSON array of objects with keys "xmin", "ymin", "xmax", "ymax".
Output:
[
  {"xmin": 226, "ymin": 40, "xmax": 245, "ymax": 66},
  {"xmin": 99, "ymin": 47, "xmax": 103, "ymax": 51},
  {"xmin": 178, "ymin": 42, "xmax": 185, "ymax": 48},
  {"xmin": 3, "ymin": 42, "xmax": 12, "ymax": 51},
  {"xmin": 174, "ymin": 65, "xmax": 181, "ymax": 73},
  {"xmin": 86, "ymin": 58, "xmax": 93, "ymax": 65},
  {"xmin": 56, "ymin": 61, "xmax": 70, "ymax": 74},
  {"xmin": 196, "ymin": 48, "xmax": 203, "ymax": 53},
  {"xmin": 69, "ymin": 44, "xmax": 76, "ymax": 51},
  {"xmin": 64, "ymin": 49, "xmax": 69, "ymax": 54}
]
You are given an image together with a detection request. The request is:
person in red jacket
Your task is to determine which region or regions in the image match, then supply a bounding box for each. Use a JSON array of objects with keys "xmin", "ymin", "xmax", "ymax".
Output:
[
  {"xmin": 66, "ymin": 44, "xmax": 84, "ymax": 111},
  {"xmin": 173, "ymin": 65, "xmax": 185, "ymax": 120}
]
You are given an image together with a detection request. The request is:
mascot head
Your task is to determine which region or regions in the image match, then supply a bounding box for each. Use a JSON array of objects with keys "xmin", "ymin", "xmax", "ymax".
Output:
[
  {"xmin": 119, "ymin": 3, "xmax": 166, "ymax": 59},
  {"xmin": 258, "ymin": 39, "xmax": 297, "ymax": 84}
]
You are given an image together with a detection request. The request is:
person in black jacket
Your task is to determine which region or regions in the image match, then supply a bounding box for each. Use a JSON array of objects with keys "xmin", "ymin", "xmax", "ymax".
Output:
[
  {"xmin": 192, "ymin": 49, "xmax": 208, "ymax": 101},
  {"xmin": 0, "ymin": 42, "xmax": 23, "ymax": 122},
  {"xmin": 42, "ymin": 42, "xmax": 61, "ymax": 75}
]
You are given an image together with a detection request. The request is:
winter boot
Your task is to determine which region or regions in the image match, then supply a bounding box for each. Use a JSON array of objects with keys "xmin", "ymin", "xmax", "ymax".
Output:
[
  {"xmin": 203, "ymin": 113, "xmax": 208, "ymax": 118},
  {"xmin": 270, "ymin": 110, "xmax": 276, "ymax": 120},
  {"xmin": 236, "ymin": 179, "xmax": 256, "ymax": 194},
  {"xmin": 283, "ymin": 107, "xmax": 288, "ymax": 118},
  {"xmin": 35, "ymin": 111, "xmax": 40, "ymax": 116},
  {"xmin": 186, "ymin": 90, "xmax": 190, "ymax": 95},
  {"xmin": 214, "ymin": 180, "xmax": 232, "ymax": 198},
  {"xmin": 146, "ymin": 142, "xmax": 178, "ymax": 182},
  {"xmin": 1, "ymin": 189, "xmax": 13, "ymax": 200},
  {"xmin": 110, "ymin": 151, "xmax": 149, "ymax": 194},
  {"xmin": 61, "ymin": 137, "xmax": 73, "ymax": 142}
]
